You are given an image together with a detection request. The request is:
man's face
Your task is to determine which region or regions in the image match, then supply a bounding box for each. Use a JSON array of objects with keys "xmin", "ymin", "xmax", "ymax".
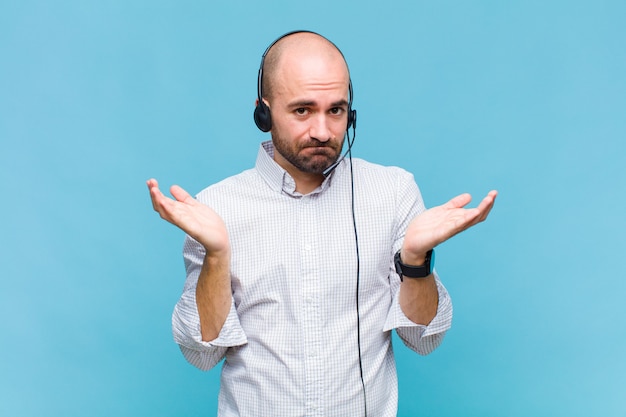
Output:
[{"xmin": 267, "ymin": 52, "xmax": 350, "ymax": 176}]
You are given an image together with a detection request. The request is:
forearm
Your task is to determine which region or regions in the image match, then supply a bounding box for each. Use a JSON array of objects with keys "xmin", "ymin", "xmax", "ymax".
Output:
[
  {"xmin": 398, "ymin": 274, "xmax": 438, "ymax": 325},
  {"xmin": 390, "ymin": 272, "xmax": 452, "ymax": 355},
  {"xmin": 397, "ymin": 250, "xmax": 438, "ymax": 325},
  {"xmin": 196, "ymin": 250, "xmax": 232, "ymax": 341},
  {"xmin": 173, "ymin": 293, "xmax": 246, "ymax": 370}
]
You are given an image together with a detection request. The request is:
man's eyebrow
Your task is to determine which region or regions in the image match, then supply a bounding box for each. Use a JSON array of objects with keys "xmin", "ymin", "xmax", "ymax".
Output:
[
  {"xmin": 287, "ymin": 99, "xmax": 349, "ymax": 108},
  {"xmin": 287, "ymin": 100, "xmax": 316, "ymax": 108},
  {"xmin": 330, "ymin": 99, "xmax": 349, "ymax": 107}
]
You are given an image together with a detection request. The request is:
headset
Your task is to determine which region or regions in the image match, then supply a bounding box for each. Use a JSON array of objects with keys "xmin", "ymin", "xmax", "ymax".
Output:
[{"xmin": 253, "ymin": 31, "xmax": 366, "ymax": 416}]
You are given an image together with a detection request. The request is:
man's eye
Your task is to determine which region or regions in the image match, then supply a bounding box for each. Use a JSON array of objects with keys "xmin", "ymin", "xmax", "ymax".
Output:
[
  {"xmin": 295, "ymin": 108, "xmax": 307, "ymax": 115},
  {"xmin": 330, "ymin": 107, "xmax": 343, "ymax": 115}
]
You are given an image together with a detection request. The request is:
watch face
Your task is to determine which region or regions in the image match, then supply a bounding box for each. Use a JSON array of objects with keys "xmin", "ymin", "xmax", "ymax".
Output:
[
  {"xmin": 429, "ymin": 249, "xmax": 435, "ymax": 272},
  {"xmin": 394, "ymin": 251, "xmax": 404, "ymax": 276}
]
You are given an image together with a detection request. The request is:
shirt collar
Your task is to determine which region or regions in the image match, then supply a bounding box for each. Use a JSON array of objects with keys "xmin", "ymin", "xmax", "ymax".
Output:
[{"xmin": 255, "ymin": 141, "xmax": 342, "ymax": 197}]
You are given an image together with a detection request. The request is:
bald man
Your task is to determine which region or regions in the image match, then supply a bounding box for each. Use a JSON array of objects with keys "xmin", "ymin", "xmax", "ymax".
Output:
[{"xmin": 148, "ymin": 31, "xmax": 496, "ymax": 416}]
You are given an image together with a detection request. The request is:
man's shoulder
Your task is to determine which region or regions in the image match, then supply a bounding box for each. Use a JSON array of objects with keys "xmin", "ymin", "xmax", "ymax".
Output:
[
  {"xmin": 195, "ymin": 168, "xmax": 259, "ymax": 202},
  {"xmin": 351, "ymin": 158, "xmax": 415, "ymax": 182}
]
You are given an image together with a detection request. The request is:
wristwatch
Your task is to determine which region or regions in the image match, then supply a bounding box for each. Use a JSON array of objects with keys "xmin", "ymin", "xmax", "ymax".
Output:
[{"xmin": 394, "ymin": 249, "xmax": 434, "ymax": 280}]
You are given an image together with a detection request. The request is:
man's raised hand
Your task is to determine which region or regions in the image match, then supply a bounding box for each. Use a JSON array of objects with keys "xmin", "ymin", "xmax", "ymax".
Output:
[
  {"xmin": 147, "ymin": 179, "xmax": 230, "ymax": 255},
  {"xmin": 401, "ymin": 190, "xmax": 498, "ymax": 264}
]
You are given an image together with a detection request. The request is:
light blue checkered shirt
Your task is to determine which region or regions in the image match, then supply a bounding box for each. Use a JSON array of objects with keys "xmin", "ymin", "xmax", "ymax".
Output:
[{"xmin": 172, "ymin": 141, "xmax": 452, "ymax": 416}]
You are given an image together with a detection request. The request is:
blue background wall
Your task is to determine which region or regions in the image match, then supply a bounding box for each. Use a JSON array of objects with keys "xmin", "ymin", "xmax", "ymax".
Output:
[{"xmin": 1, "ymin": 1, "xmax": 624, "ymax": 416}]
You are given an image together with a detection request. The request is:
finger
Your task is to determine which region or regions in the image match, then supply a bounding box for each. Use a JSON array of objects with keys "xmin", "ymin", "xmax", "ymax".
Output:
[
  {"xmin": 445, "ymin": 193, "xmax": 472, "ymax": 209},
  {"xmin": 150, "ymin": 188, "xmax": 171, "ymax": 215},
  {"xmin": 457, "ymin": 191, "xmax": 497, "ymax": 228},
  {"xmin": 146, "ymin": 178, "xmax": 160, "ymax": 199},
  {"xmin": 146, "ymin": 178, "xmax": 158, "ymax": 189},
  {"xmin": 148, "ymin": 181, "xmax": 179, "ymax": 218},
  {"xmin": 473, "ymin": 191, "xmax": 498, "ymax": 223},
  {"xmin": 170, "ymin": 184, "xmax": 196, "ymax": 205},
  {"xmin": 147, "ymin": 179, "xmax": 166, "ymax": 212}
]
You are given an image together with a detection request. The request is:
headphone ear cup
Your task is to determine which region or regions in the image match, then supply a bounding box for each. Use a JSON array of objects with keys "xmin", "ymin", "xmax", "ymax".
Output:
[
  {"xmin": 347, "ymin": 109, "xmax": 357, "ymax": 130},
  {"xmin": 254, "ymin": 101, "xmax": 272, "ymax": 132}
]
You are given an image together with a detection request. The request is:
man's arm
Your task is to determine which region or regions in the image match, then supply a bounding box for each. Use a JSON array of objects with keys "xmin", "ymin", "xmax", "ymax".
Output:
[
  {"xmin": 398, "ymin": 191, "xmax": 498, "ymax": 325},
  {"xmin": 147, "ymin": 179, "xmax": 232, "ymax": 340},
  {"xmin": 195, "ymin": 251, "xmax": 231, "ymax": 341}
]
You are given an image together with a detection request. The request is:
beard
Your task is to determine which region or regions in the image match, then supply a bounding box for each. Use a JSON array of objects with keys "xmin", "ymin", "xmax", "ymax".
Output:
[{"xmin": 271, "ymin": 132, "xmax": 344, "ymax": 174}]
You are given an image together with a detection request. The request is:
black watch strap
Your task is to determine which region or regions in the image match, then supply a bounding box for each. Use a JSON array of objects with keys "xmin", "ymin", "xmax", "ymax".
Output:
[{"xmin": 394, "ymin": 249, "xmax": 434, "ymax": 280}]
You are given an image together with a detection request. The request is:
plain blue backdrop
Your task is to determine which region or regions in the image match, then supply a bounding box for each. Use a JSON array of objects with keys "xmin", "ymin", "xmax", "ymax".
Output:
[{"xmin": 1, "ymin": 1, "xmax": 625, "ymax": 416}]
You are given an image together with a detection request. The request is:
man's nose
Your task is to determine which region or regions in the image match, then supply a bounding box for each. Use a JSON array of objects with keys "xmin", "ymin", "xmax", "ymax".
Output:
[{"xmin": 309, "ymin": 114, "xmax": 332, "ymax": 142}]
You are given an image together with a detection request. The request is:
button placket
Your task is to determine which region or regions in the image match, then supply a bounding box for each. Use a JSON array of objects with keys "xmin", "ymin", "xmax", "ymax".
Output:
[{"xmin": 298, "ymin": 195, "xmax": 324, "ymax": 416}]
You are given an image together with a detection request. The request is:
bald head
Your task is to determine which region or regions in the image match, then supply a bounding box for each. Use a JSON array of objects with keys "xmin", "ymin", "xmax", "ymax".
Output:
[{"xmin": 261, "ymin": 32, "xmax": 350, "ymax": 100}]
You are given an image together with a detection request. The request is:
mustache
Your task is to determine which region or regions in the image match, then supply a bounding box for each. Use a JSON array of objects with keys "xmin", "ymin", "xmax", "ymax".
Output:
[{"xmin": 302, "ymin": 139, "xmax": 340, "ymax": 149}]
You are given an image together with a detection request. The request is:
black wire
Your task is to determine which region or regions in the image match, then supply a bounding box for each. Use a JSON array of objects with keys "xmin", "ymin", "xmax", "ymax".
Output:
[{"xmin": 347, "ymin": 129, "xmax": 367, "ymax": 417}]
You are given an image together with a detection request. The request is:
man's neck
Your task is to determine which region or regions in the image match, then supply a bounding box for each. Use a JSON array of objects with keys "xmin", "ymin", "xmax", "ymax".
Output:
[
  {"xmin": 273, "ymin": 152, "xmax": 324, "ymax": 195},
  {"xmin": 285, "ymin": 167, "xmax": 324, "ymax": 195}
]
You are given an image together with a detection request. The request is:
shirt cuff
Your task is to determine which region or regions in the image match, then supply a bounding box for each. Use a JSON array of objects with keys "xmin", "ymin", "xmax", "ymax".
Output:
[
  {"xmin": 383, "ymin": 270, "xmax": 453, "ymax": 337},
  {"xmin": 172, "ymin": 290, "xmax": 248, "ymax": 351}
]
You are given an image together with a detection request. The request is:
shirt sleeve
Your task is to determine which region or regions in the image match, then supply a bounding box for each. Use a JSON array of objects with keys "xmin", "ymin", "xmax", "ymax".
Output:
[
  {"xmin": 171, "ymin": 235, "xmax": 247, "ymax": 371},
  {"xmin": 381, "ymin": 169, "xmax": 453, "ymax": 355},
  {"xmin": 383, "ymin": 270, "xmax": 453, "ymax": 355}
]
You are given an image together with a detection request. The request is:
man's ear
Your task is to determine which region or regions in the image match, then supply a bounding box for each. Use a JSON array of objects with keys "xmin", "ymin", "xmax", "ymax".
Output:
[{"xmin": 257, "ymin": 98, "xmax": 270, "ymax": 108}]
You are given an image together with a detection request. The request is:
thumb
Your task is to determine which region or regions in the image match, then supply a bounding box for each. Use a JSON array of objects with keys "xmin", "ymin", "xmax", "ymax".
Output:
[
  {"xmin": 170, "ymin": 185, "xmax": 195, "ymax": 204},
  {"xmin": 446, "ymin": 193, "xmax": 472, "ymax": 209}
]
